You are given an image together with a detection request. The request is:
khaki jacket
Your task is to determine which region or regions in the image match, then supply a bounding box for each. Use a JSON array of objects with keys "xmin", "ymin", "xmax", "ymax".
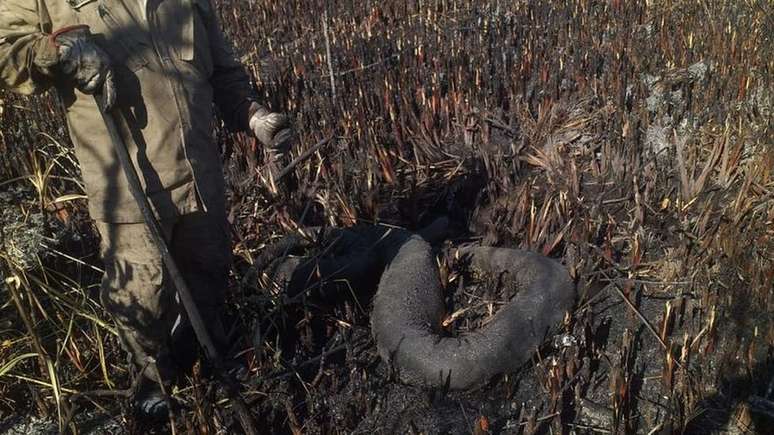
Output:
[{"xmin": 0, "ymin": 0, "xmax": 256, "ymax": 222}]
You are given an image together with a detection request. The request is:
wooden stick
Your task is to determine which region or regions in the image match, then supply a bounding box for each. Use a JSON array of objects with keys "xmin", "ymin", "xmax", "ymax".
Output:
[{"xmin": 275, "ymin": 133, "xmax": 334, "ymax": 181}]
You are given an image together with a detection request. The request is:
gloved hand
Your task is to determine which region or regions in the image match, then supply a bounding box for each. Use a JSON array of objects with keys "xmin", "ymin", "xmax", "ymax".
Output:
[
  {"xmin": 52, "ymin": 25, "xmax": 117, "ymax": 109},
  {"xmin": 248, "ymin": 103, "xmax": 294, "ymax": 158}
]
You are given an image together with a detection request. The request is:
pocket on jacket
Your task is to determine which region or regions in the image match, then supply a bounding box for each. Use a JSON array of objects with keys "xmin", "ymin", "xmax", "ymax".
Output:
[
  {"xmin": 154, "ymin": 0, "xmax": 194, "ymax": 62},
  {"xmin": 164, "ymin": 0, "xmax": 214, "ymax": 76},
  {"xmin": 94, "ymin": 3, "xmax": 150, "ymax": 72},
  {"xmin": 169, "ymin": 0, "xmax": 211, "ymax": 63}
]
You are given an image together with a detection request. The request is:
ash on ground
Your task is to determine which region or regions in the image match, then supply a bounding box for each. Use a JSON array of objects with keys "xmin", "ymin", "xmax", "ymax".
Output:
[{"xmin": 0, "ymin": 186, "xmax": 66, "ymax": 271}]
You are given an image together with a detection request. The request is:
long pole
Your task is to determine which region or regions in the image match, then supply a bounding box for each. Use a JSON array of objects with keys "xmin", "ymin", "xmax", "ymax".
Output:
[{"xmin": 95, "ymin": 97, "xmax": 258, "ymax": 435}]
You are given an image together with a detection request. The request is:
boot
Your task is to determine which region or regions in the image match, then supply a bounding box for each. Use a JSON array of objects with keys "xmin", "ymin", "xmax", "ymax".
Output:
[{"xmin": 133, "ymin": 378, "xmax": 171, "ymax": 421}]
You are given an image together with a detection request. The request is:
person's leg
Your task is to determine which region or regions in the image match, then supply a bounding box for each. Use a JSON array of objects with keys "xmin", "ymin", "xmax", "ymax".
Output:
[
  {"xmin": 96, "ymin": 221, "xmax": 178, "ymax": 383},
  {"xmin": 167, "ymin": 208, "xmax": 233, "ymax": 370}
]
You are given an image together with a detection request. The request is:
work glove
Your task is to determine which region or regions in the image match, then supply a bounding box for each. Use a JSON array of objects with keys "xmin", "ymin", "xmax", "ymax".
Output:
[
  {"xmin": 51, "ymin": 25, "xmax": 117, "ymax": 110},
  {"xmin": 248, "ymin": 103, "xmax": 294, "ymax": 159}
]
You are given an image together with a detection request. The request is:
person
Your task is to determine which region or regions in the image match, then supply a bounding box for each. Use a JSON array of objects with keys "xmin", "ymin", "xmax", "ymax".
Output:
[{"xmin": 0, "ymin": 0, "xmax": 291, "ymax": 418}]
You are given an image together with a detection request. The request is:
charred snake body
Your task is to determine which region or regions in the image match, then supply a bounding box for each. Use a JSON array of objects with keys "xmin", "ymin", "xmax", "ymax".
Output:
[{"xmin": 257, "ymin": 222, "xmax": 575, "ymax": 389}]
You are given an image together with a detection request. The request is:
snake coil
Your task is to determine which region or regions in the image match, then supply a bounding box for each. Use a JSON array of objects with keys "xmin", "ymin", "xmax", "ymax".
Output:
[{"xmin": 259, "ymin": 224, "xmax": 575, "ymax": 390}]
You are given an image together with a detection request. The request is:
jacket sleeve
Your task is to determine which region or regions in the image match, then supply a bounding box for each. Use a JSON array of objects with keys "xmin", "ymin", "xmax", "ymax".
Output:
[
  {"xmin": 203, "ymin": 0, "xmax": 258, "ymax": 132},
  {"xmin": 0, "ymin": 0, "xmax": 58, "ymax": 95}
]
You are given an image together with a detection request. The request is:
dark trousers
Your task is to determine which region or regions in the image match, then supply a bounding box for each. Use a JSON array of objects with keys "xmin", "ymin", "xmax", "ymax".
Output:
[{"xmin": 96, "ymin": 209, "xmax": 231, "ymax": 382}]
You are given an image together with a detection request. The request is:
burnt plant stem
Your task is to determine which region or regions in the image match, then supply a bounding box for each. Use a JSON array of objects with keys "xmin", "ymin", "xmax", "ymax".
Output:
[
  {"xmin": 323, "ymin": 7, "xmax": 337, "ymax": 105},
  {"xmin": 3, "ymin": 266, "xmax": 48, "ymax": 384},
  {"xmin": 599, "ymin": 269, "xmax": 683, "ymax": 370},
  {"xmin": 3, "ymin": 261, "xmax": 74, "ymax": 432}
]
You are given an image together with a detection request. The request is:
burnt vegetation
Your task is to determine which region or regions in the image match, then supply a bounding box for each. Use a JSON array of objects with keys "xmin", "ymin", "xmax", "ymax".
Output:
[{"xmin": 1, "ymin": 1, "xmax": 772, "ymax": 434}]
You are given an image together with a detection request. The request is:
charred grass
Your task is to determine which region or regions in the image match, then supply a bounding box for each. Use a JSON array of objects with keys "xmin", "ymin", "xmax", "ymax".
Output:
[{"xmin": 1, "ymin": 1, "xmax": 772, "ymax": 433}]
